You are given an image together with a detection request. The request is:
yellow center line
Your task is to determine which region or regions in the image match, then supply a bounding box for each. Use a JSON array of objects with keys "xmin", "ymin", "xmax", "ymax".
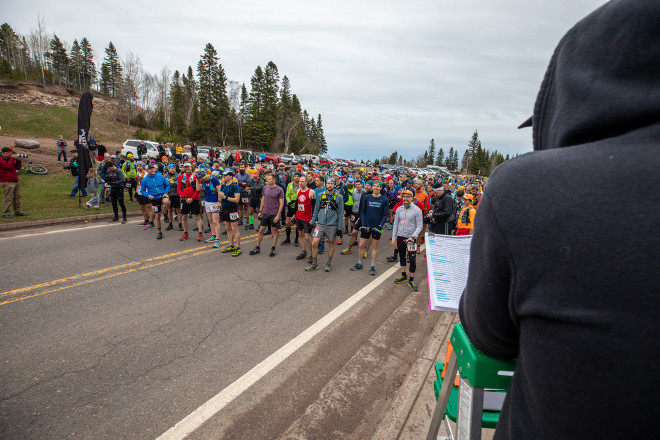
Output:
[
  {"xmin": 0, "ymin": 232, "xmax": 260, "ymax": 299},
  {"xmin": 0, "ymin": 236, "xmax": 261, "ymax": 306}
]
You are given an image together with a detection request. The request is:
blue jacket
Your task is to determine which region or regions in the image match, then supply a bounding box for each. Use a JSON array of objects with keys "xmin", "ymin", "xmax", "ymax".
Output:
[{"xmin": 140, "ymin": 172, "xmax": 170, "ymax": 199}]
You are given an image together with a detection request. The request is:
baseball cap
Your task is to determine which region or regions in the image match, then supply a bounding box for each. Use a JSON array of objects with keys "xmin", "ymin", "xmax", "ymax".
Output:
[
  {"xmin": 371, "ymin": 180, "xmax": 382, "ymax": 187},
  {"xmin": 110, "ymin": 155, "xmax": 117, "ymax": 159},
  {"xmin": 147, "ymin": 164, "xmax": 157, "ymax": 169},
  {"xmin": 183, "ymin": 162, "xmax": 192, "ymax": 167},
  {"xmin": 2, "ymin": 147, "xmax": 15, "ymax": 153},
  {"xmin": 195, "ymin": 170, "xmax": 206, "ymax": 179},
  {"xmin": 401, "ymin": 189, "xmax": 413, "ymax": 196},
  {"xmin": 463, "ymin": 194, "xmax": 474, "ymax": 200},
  {"xmin": 167, "ymin": 164, "xmax": 175, "ymax": 169},
  {"xmin": 223, "ymin": 169, "xmax": 233, "ymax": 176},
  {"xmin": 127, "ymin": 153, "xmax": 133, "ymax": 157}
]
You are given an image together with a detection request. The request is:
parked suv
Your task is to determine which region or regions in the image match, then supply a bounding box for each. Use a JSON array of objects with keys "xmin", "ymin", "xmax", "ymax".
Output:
[{"xmin": 121, "ymin": 140, "xmax": 162, "ymax": 159}]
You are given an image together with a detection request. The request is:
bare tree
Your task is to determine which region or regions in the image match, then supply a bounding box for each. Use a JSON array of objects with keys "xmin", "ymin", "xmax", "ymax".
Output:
[
  {"xmin": 282, "ymin": 114, "xmax": 301, "ymax": 154},
  {"xmin": 158, "ymin": 66, "xmax": 171, "ymax": 126},
  {"xmin": 120, "ymin": 50, "xmax": 143, "ymax": 125},
  {"xmin": 35, "ymin": 14, "xmax": 48, "ymax": 85}
]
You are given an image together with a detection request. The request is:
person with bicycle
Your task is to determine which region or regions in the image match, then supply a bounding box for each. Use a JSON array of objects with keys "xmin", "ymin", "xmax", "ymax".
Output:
[{"xmin": 1, "ymin": 147, "xmax": 28, "ymax": 218}]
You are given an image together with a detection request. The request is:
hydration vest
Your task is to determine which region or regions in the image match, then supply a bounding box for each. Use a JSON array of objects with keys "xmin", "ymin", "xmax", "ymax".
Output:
[{"xmin": 320, "ymin": 191, "xmax": 339, "ymax": 211}]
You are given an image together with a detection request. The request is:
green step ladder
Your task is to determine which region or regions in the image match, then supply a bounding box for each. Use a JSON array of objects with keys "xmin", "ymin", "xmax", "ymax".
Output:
[{"xmin": 427, "ymin": 324, "xmax": 516, "ymax": 440}]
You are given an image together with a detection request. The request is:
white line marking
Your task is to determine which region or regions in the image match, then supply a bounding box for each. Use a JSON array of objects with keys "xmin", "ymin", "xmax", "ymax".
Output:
[
  {"xmin": 155, "ymin": 249, "xmax": 422, "ymax": 440},
  {"xmin": 0, "ymin": 220, "xmax": 142, "ymax": 240}
]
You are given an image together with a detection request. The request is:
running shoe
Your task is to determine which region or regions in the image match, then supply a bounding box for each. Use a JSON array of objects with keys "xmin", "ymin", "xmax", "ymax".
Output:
[
  {"xmin": 337, "ymin": 237, "xmax": 343, "ymax": 245},
  {"xmin": 138, "ymin": 221, "xmax": 148, "ymax": 226},
  {"xmin": 388, "ymin": 225, "xmax": 392, "ymax": 230},
  {"xmin": 197, "ymin": 234, "xmax": 203, "ymax": 242},
  {"xmin": 249, "ymin": 248, "xmax": 260, "ymax": 255},
  {"xmin": 193, "ymin": 227, "xmax": 198, "ymax": 231},
  {"xmin": 408, "ymin": 280, "xmax": 418, "ymax": 291},
  {"xmin": 386, "ymin": 256, "xmax": 398, "ymax": 262},
  {"xmin": 369, "ymin": 266, "xmax": 376, "ymax": 276},
  {"xmin": 231, "ymin": 248, "xmax": 242, "ymax": 257},
  {"xmin": 109, "ymin": 217, "xmax": 119, "ymax": 222},
  {"xmin": 341, "ymin": 248, "xmax": 352, "ymax": 255},
  {"xmin": 238, "ymin": 220, "xmax": 243, "ymax": 226},
  {"xmin": 166, "ymin": 223, "xmax": 173, "ymax": 231},
  {"xmin": 204, "ymin": 235, "xmax": 217, "ymax": 243},
  {"xmin": 156, "ymin": 231, "xmax": 163, "ymax": 240},
  {"xmin": 324, "ymin": 262, "xmax": 332, "ymax": 272},
  {"xmin": 121, "ymin": 219, "xmax": 127, "ymax": 224},
  {"xmin": 221, "ymin": 245, "xmax": 235, "ymax": 253},
  {"xmin": 394, "ymin": 275, "xmax": 408, "ymax": 284},
  {"xmin": 178, "ymin": 223, "xmax": 183, "ymax": 231},
  {"xmin": 145, "ymin": 223, "xmax": 155, "ymax": 230},
  {"xmin": 213, "ymin": 240, "xmax": 220, "ymax": 249},
  {"xmin": 280, "ymin": 239, "xmax": 291, "ymax": 246},
  {"xmin": 179, "ymin": 233, "xmax": 189, "ymax": 241},
  {"xmin": 269, "ymin": 249, "xmax": 276, "ymax": 257},
  {"xmin": 305, "ymin": 263, "xmax": 319, "ymax": 271},
  {"xmin": 294, "ymin": 240, "xmax": 299, "ymax": 247},
  {"xmin": 350, "ymin": 263, "xmax": 363, "ymax": 271},
  {"xmin": 296, "ymin": 251, "xmax": 308, "ymax": 260},
  {"xmin": 204, "ymin": 228, "xmax": 211, "ymax": 234}
]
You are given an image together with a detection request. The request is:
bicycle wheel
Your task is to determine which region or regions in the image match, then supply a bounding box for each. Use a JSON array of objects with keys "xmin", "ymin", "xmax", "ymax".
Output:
[{"xmin": 29, "ymin": 165, "xmax": 49, "ymax": 175}]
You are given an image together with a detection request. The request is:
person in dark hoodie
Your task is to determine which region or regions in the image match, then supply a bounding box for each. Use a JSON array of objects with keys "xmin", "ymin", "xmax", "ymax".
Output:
[{"xmin": 458, "ymin": 1, "xmax": 660, "ymax": 439}]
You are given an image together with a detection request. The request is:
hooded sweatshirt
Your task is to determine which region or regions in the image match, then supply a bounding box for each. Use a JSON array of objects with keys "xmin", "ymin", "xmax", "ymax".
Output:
[{"xmin": 458, "ymin": 2, "xmax": 660, "ymax": 439}]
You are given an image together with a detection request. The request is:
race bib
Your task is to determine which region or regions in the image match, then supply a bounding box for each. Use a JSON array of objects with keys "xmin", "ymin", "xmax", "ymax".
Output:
[
  {"xmin": 125, "ymin": 183, "xmax": 131, "ymax": 188},
  {"xmin": 312, "ymin": 229, "xmax": 319, "ymax": 237},
  {"xmin": 229, "ymin": 212, "xmax": 239, "ymax": 221},
  {"xmin": 152, "ymin": 205, "xmax": 159, "ymax": 213},
  {"xmin": 407, "ymin": 241, "xmax": 418, "ymax": 252},
  {"xmin": 206, "ymin": 202, "xmax": 218, "ymax": 212},
  {"xmin": 241, "ymin": 197, "xmax": 249, "ymax": 204},
  {"xmin": 350, "ymin": 214, "xmax": 357, "ymax": 223},
  {"xmin": 298, "ymin": 204, "xmax": 305, "ymax": 211},
  {"xmin": 105, "ymin": 183, "xmax": 110, "ymax": 188}
]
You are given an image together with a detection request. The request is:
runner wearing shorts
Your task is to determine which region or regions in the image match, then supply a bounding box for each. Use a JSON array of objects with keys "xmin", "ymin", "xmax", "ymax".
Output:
[
  {"xmin": 177, "ymin": 163, "xmax": 203, "ymax": 241},
  {"xmin": 351, "ymin": 180, "xmax": 389, "ymax": 276},
  {"xmin": 140, "ymin": 164, "xmax": 171, "ymax": 239},
  {"xmin": 196, "ymin": 171, "xmax": 222, "ymax": 248},
  {"xmin": 294, "ymin": 176, "xmax": 316, "ymax": 262},
  {"xmin": 250, "ymin": 173, "xmax": 284, "ymax": 257},
  {"xmin": 164, "ymin": 165, "xmax": 182, "ymax": 231},
  {"xmin": 305, "ymin": 178, "xmax": 344, "ymax": 272},
  {"xmin": 219, "ymin": 169, "xmax": 242, "ymax": 256}
]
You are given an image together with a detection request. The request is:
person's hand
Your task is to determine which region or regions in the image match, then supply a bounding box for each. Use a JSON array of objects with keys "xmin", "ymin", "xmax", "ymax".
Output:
[
  {"xmin": 149, "ymin": 195, "xmax": 154, "ymax": 200},
  {"xmin": 274, "ymin": 216, "xmax": 280, "ymax": 223},
  {"xmin": 391, "ymin": 239, "xmax": 396, "ymax": 246},
  {"xmin": 257, "ymin": 212, "xmax": 262, "ymax": 220},
  {"xmin": 186, "ymin": 197, "xmax": 193, "ymax": 204}
]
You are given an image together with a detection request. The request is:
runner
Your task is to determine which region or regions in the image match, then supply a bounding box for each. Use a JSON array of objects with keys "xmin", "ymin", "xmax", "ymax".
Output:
[
  {"xmin": 235, "ymin": 162, "xmax": 251, "ymax": 226},
  {"xmin": 282, "ymin": 172, "xmax": 301, "ymax": 246},
  {"xmin": 135, "ymin": 162, "xmax": 153, "ymax": 228},
  {"xmin": 196, "ymin": 170, "xmax": 222, "ymax": 248},
  {"xmin": 340, "ymin": 180, "xmax": 368, "ymax": 256},
  {"xmin": 219, "ymin": 169, "xmax": 242, "ymax": 256},
  {"xmin": 351, "ymin": 180, "xmax": 388, "ymax": 276},
  {"xmin": 391, "ymin": 189, "xmax": 423, "ymax": 291},
  {"xmin": 104, "ymin": 160, "xmax": 127, "ymax": 224},
  {"xmin": 177, "ymin": 163, "xmax": 203, "ymax": 241},
  {"xmin": 305, "ymin": 178, "xmax": 344, "ymax": 272},
  {"xmin": 250, "ymin": 172, "xmax": 284, "ymax": 257},
  {"xmin": 294, "ymin": 176, "xmax": 316, "ymax": 262},
  {"xmin": 141, "ymin": 164, "xmax": 171, "ymax": 239},
  {"xmin": 413, "ymin": 178, "xmax": 430, "ymax": 249},
  {"xmin": 164, "ymin": 165, "xmax": 182, "ymax": 231},
  {"xmin": 342, "ymin": 178, "xmax": 355, "ymax": 235},
  {"xmin": 454, "ymin": 194, "xmax": 476, "ymax": 235},
  {"xmin": 246, "ymin": 170, "xmax": 265, "ymax": 230},
  {"xmin": 122, "ymin": 153, "xmax": 138, "ymax": 202}
]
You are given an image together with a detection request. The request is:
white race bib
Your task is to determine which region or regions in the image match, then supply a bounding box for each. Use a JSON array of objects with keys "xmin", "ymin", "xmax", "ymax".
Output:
[
  {"xmin": 229, "ymin": 212, "xmax": 239, "ymax": 221},
  {"xmin": 312, "ymin": 229, "xmax": 319, "ymax": 237},
  {"xmin": 298, "ymin": 204, "xmax": 305, "ymax": 211}
]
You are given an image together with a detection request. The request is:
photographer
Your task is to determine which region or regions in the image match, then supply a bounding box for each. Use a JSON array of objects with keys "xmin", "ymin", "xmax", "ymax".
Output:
[
  {"xmin": 56, "ymin": 135, "xmax": 67, "ymax": 163},
  {"xmin": 1, "ymin": 147, "xmax": 28, "ymax": 218}
]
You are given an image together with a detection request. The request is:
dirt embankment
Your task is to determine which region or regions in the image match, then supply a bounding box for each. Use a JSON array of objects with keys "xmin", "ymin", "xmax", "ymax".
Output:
[{"xmin": 0, "ymin": 82, "xmax": 118, "ymax": 116}]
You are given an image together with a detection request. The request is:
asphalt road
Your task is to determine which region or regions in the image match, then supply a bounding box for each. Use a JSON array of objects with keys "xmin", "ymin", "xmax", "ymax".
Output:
[{"xmin": 0, "ymin": 218, "xmax": 436, "ymax": 439}]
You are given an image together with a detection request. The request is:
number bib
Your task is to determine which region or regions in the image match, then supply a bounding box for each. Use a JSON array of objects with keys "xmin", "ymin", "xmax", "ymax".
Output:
[
  {"xmin": 312, "ymin": 229, "xmax": 319, "ymax": 237},
  {"xmin": 152, "ymin": 205, "xmax": 159, "ymax": 213},
  {"xmin": 241, "ymin": 197, "xmax": 249, "ymax": 204},
  {"xmin": 298, "ymin": 204, "xmax": 305, "ymax": 211},
  {"xmin": 407, "ymin": 241, "xmax": 418, "ymax": 252},
  {"xmin": 229, "ymin": 212, "xmax": 239, "ymax": 221}
]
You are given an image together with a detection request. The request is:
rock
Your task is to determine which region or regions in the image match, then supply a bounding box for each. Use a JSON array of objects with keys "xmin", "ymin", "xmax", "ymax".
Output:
[{"xmin": 14, "ymin": 139, "xmax": 40, "ymax": 149}]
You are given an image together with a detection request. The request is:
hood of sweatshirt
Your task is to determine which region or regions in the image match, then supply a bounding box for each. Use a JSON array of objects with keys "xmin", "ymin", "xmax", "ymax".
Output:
[{"xmin": 530, "ymin": 0, "xmax": 660, "ymax": 152}]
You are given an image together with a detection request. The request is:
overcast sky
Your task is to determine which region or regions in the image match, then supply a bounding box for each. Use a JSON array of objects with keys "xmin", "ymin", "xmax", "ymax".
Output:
[{"xmin": 5, "ymin": 0, "xmax": 608, "ymax": 160}]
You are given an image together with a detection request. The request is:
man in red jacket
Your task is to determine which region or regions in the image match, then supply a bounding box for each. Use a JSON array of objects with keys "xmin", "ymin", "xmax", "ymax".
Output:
[{"xmin": 1, "ymin": 147, "xmax": 28, "ymax": 218}]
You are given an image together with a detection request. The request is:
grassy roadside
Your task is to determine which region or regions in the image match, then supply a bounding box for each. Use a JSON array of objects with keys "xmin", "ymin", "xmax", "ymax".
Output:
[
  {"xmin": 0, "ymin": 101, "xmax": 154, "ymax": 143},
  {"xmin": 0, "ymin": 170, "xmax": 141, "ymax": 223}
]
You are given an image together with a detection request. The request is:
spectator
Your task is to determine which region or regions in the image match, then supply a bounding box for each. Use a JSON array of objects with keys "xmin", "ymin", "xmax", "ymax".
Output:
[
  {"xmin": 459, "ymin": 1, "xmax": 660, "ymax": 438},
  {"xmin": 0, "ymin": 147, "xmax": 28, "ymax": 218},
  {"xmin": 84, "ymin": 168, "xmax": 100, "ymax": 210},
  {"xmin": 64, "ymin": 150, "xmax": 88, "ymax": 197},
  {"xmin": 56, "ymin": 135, "xmax": 67, "ymax": 163}
]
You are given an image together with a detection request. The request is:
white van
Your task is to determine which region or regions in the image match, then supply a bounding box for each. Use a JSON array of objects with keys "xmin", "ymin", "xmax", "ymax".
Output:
[{"xmin": 300, "ymin": 154, "xmax": 319, "ymax": 165}]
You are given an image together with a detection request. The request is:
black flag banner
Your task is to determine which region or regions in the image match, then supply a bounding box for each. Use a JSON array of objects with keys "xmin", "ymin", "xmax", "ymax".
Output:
[{"xmin": 76, "ymin": 92, "xmax": 93, "ymax": 192}]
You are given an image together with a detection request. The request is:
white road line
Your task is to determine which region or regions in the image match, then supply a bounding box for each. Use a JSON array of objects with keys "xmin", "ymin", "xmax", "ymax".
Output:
[
  {"xmin": 155, "ymin": 257, "xmax": 413, "ymax": 440},
  {"xmin": 0, "ymin": 220, "xmax": 142, "ymax": 240}
]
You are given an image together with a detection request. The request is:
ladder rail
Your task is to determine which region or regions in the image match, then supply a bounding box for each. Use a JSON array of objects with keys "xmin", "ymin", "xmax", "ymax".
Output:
[{"xmin": 426, "ymin": 351, "xmax": 458, "ymax": 440}]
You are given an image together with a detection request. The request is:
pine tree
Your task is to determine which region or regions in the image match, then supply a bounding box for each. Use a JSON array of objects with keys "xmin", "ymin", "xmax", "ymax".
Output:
[
  {"xmin": 436, "ymin": 147, "xmax": 445, "ymax": 166},
  {"xmin": 467, "ymin": 130, "xmax": 480, "ymax": 174},
  {"xmin": 47, "ymin": 35, "xmax": 68, "ymax": 86},
  {"xmin": 196, "ymin": 43, "xmax": 228, "ymax": 144},
  {"xmin": 79, "ymin": 37, "xmax": 96, "ymax": 90},
  {"xmin": 317, "ymin": 114, "xmax": 327, "ymax": 155},
  {"xmin": 170, "ymin": 70, "xmax": 185, "ymax": 136},
  {"xmin": 427, "ymin": 139, "xmax": 436, "ymax": 165},
  {"xmin": 100, "ymin": 42, "xmax": 122, "ymax": 97},
  {"xmin": 69, "ymin": 40, "xmax": 83, "ymax": 90},
  {"xmin": 445, "ymin": 147, "xmax": 454, "ymax": 168},
  {"xmin": 389, "ymin": 151, "xmax": 398, "ymax": 164}
]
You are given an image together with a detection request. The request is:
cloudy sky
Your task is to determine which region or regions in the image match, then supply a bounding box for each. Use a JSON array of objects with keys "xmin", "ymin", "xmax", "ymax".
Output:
[{"xmin": 5, "ymin": 0, "xmax": 607, "ymax": 160}]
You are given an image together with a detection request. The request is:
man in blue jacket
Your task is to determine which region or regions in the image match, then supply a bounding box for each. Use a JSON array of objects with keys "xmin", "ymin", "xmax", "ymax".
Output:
[
  {"xmin": 351, "ymin": 180, "xmax": 388, "ymax": 275},
  {"xmin": 141, "ymin": 164, "xmax": 170, "ymax": 239}
]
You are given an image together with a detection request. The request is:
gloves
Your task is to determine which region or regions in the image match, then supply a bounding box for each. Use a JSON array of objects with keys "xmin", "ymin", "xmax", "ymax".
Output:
[
  {"xmin": 359, "ymin": 226, "xmax": 369, "ymax": 233},
  {"xmin": 373, "ymin": 226, "xmax": 383, "ymax": 235}
]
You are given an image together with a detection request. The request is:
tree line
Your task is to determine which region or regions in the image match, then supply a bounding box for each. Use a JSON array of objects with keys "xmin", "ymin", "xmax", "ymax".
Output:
[
  {"xmin": 375, "ymin": 131, "xmax": 513, "ymax": 176},
  {"xmin": 0, "ymin": 19, "xmax": 327, "ymax": 154}
]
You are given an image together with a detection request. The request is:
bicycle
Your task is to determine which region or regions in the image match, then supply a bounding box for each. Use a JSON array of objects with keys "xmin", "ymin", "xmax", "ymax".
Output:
[{"xmin": 21, "ymin": 161, "xmax": 49, "ymax": 175}]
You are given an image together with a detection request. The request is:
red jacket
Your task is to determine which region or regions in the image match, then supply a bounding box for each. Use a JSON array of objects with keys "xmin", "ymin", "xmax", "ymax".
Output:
[
  {"xmin": 0, "ymin": 156, "xmax": 21, "ymax": 182},
  {"xmin": 392, "ymin": 197, "xmax": 424, "ymax": 213}
]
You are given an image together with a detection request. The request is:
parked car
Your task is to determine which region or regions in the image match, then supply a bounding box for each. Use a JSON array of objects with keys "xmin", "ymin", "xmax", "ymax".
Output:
[
  {"xmin": 319, "ymin": 156, "xmax": 334, "ymax": 166},
  {"xmin": 279, "ymin": 153, "xmax": 297, "ymax": 164},
  {"xmin": 121, "ymin": 140, "xmax": 162, "ymax": 159},
  {"xmin": 300, "ymin": 154, "xmax": 319, "ymax": 165},
  {"xmin": 196, "ymin": 146, "xmax": 215, "ymax": 163},
  {"xmin": 263, "ymin": 152, "xmax": 280, "ymax": 163}
]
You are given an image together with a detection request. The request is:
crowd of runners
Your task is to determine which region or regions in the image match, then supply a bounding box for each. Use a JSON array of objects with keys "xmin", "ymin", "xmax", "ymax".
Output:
[{"xmin": 84, "ymin": 150, "xmax": 484, "ymax": 291}]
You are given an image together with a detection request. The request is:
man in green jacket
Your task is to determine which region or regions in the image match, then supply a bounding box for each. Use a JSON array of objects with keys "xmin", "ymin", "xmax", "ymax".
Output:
[{"xmin": 122, "ymin": 153, "xmax": 138, "ymax": 202}]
